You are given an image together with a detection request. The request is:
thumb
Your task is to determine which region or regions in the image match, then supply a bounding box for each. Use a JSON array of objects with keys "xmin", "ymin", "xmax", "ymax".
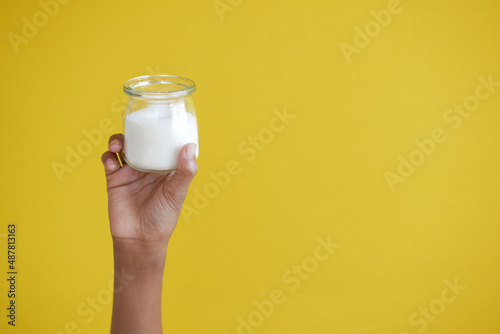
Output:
[{"xmin": 163, "ymin": 143, "xmax": 198, "ymax": 204}]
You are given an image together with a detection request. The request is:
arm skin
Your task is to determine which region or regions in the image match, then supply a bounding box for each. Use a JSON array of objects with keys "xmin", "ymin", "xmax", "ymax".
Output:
[{"xmin": 101, "ymin": 133, "xmax": 198, "ymax": 334}]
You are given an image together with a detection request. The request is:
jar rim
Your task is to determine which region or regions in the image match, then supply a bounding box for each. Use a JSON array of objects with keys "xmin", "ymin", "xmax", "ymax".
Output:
[{"xmin": 123, "ymin": 74, "xmax": 196, "ymax": 99}]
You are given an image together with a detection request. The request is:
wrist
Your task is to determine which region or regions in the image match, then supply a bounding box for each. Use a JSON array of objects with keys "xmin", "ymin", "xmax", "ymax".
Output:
[{"xmin": 113, "ymin": 238, "xmax": 168, "ymax": 275}]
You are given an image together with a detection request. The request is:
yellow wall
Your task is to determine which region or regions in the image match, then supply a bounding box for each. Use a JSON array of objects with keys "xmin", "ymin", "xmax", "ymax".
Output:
[{"xmin": 1, "ymin": 0, "xmax": 499, "ymax": 333}]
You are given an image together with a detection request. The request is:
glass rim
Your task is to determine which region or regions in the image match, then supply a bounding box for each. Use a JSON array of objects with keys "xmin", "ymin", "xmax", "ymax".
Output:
[{"xmin": 123, "ymin": 74, "xmax": 196, "ymax": 99}]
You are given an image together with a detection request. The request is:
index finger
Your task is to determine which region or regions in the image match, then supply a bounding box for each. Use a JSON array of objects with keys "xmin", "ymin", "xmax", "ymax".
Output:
[{"xmin": 108, "ymin": 133, "xmax": 124, "ymax": 153}]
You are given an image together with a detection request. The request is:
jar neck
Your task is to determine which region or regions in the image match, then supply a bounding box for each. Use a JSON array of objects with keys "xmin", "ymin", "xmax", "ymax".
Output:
[{"xmin": 124, "ymin": 75, "xmax": 196, "ymax": 100}]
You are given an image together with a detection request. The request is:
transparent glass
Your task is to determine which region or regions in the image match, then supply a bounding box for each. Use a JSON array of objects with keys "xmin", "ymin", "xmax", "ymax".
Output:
[{"xmin": 122, "ymin": 75, "xmax": 199, "ymax": 173}]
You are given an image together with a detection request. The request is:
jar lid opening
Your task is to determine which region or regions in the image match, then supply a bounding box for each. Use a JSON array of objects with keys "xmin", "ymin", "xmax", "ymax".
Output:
[{"xmin": 124, "ymin": 75, "xmax": 196, "ymax": 99}]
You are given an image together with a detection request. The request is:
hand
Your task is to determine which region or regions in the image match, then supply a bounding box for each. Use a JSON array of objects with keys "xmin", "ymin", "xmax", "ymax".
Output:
[{"xmin": 101, "ymin": 133, "xmax": 198, "ymax": 247}]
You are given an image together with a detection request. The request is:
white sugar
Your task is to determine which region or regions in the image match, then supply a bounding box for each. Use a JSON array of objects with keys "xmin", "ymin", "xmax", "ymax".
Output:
[{"xmin": 124, "ymin": 103, "xmax": 199, "ymax": 171}]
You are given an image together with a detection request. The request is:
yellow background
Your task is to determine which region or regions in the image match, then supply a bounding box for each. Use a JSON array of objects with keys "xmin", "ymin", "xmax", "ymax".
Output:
[{"xmin": 1, "ymin": 0, "xmax": 500, "ymax": 333}]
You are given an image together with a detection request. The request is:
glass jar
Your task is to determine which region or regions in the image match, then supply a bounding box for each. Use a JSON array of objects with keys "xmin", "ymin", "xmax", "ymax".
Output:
[{"xmin": 122, "ymin": 75, "xmax": 199, "ymax": 173}]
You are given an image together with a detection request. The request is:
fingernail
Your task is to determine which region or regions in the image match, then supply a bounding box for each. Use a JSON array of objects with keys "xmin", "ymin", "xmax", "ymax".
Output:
[
  {"xmin": 110, "ymin": 139, "xmax": 119, "ymax": 147},
  {"xmin": 106, "ymin": 158, "xmax": 115, "ymax": 168},
  {"xmin": 186, "ymin": 143, "xmax": 196, "ymax": 159}
]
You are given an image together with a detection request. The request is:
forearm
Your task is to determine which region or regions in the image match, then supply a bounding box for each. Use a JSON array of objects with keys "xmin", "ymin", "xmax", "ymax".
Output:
[{"xmin": 110, "ymin": 239, "xmax": 168, "ymax": 334}]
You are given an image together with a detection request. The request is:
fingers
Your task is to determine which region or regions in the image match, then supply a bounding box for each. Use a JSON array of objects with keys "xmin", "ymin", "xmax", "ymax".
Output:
[
  {"xmin": 162, "ymin": 143, "xmax": 198, "ymax": 204},
  {"xmin": 102, "ymin": 133, "xmax": 125, "ymax": 176},
  {"xmin": 108, "ymin": 133, "xmax": 125, "ymax": 164}
]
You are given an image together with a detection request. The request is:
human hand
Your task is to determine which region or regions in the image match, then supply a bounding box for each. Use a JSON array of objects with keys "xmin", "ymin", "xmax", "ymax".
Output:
[{"xmin": 101, "ymin": 133, "xmax": 198, "ymax": 248}]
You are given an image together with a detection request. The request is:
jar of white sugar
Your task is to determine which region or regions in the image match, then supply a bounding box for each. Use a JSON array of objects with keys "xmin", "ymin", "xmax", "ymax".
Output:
[{"xmin": 122, "ymin": 75, "xmax": 199, "ymax": 173}]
